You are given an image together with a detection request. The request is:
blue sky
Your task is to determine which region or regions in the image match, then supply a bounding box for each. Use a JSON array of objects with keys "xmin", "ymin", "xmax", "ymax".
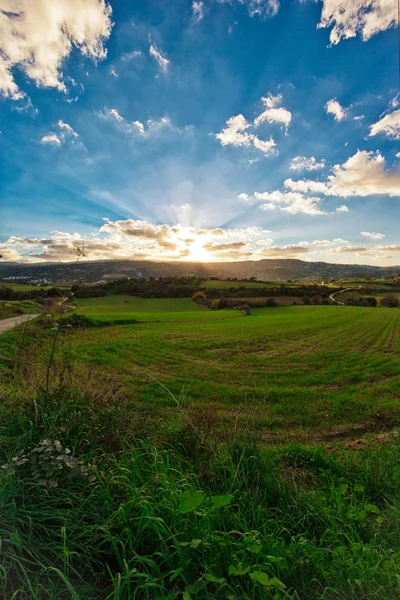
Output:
[{"xmin": 1, "ymin": 0, "xmax": 399, "ymax": 265}]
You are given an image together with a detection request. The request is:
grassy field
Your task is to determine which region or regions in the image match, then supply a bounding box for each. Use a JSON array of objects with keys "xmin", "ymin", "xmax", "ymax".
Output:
[
  {"xmin": 25, "ymin": 301, "xmax": 400, "ymax": 440},
  {"xmin": 201, "ymin": 280, "xmax": 278, "ymax": 289},
  {"xmin": 335, "ymin": 290, "xmax": 400, "ymax": 303},
  {"xmin": 0, "ymin": 282, "xmax": 69, "ymax": 291},
  {"xmin": 1, "ymin": 300, "xmax": 400, "ymax": 598},
  {"xmin": 76, "ymin": 295, "xmax": 237, "ymax": 322},
  {"xmin": 0, "ymin": 300, "xmax": 38, "ymax": 319}
]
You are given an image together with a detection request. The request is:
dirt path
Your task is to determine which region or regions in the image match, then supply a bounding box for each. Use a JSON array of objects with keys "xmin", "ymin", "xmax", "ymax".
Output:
[
  {"xmin": 329, "ymin": 287, "xmax": 357, "ymax": 305},
  {"xmin": 0, "ymin": 314, "xmax": 38, "ymax": 335}
]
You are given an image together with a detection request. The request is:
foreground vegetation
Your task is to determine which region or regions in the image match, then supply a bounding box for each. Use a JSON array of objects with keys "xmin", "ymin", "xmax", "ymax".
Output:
[
  {"xmin": 1, "ymin": 292, "xmax": 400, "ymax": 599},
  {"xmin": 1, "ymin": 386, "xmax": 399, "ymax": 599}
]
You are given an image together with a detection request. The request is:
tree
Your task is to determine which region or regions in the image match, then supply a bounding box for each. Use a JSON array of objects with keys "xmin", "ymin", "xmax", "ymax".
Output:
[{"xmin": 380, "ymin": 295, "xmax": 399, "ymax": 308}]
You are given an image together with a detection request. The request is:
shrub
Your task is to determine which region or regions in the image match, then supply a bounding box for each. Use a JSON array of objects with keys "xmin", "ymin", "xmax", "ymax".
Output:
[
  {"xmin": 192, "ymin": 291, "xmax": 207, "ymax": 304},
  {"xmin": 380, "ymin": 295, "xmax": 399, "ymax": 308}
]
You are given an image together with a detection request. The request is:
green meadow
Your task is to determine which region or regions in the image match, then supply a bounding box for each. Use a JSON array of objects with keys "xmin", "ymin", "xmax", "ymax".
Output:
[{"xmin": 1, "ymin": 296, "xmax": 400, "ymax": 599}]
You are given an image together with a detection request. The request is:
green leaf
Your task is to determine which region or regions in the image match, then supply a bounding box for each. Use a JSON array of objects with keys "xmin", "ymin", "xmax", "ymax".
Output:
[
  {"xmin": 248, "ymin": 543, "xmax": 263, "ymax": 554},
  {"xmin": 228, "ymin": 564, "xmax": 250, "ymax": 576},
  {"xmin": 183, "ymin": 592, "xmax": 191, "ymax": 600},
  {"xmin": 178, "ymin": 491, "xmax": 204, "ymax": 514},
  {"xmin": 203, "ymin": 574, "xmax": 226, "ymax": 584},
  {"xmin": 190, "ymin": 539, "xmax": 202, "ymax": 548},
  {"xmin": 249, "ymin": 572, "xmax": 286, "ymax": 589},
  {"xmin": 354, "ymin": 484, "xmax": 365, "ymax": 493},
  {"xmin": 210, "ymin": 494, "xmax": 234, "ymax": 508},
  {"xmin": 169, "ymin": 567, "xmax": 183, "ymax": 582}
]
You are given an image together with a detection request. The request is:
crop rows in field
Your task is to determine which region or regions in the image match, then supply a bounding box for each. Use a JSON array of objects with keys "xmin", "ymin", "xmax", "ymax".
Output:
[{"xmin": 36, "ymin": 306, "xmax": 400, "ymax": 439}]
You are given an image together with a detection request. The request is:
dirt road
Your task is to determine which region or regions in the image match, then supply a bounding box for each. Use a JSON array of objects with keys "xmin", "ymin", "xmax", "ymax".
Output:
[{"xmin": 0, "ymin": 314, "xmax": 38, "ymax": 335}]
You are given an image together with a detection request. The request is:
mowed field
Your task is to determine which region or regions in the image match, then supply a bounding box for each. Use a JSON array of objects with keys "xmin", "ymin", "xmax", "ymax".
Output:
[{"xmin": 52, "ymin": 295, "xmax": 400, "ymax": 441}]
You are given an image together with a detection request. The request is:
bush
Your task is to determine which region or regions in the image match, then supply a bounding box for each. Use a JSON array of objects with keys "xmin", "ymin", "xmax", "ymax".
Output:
[
  {"xmin": 192, "ymin": 291, "xmax": 207, "ymax": 304},
  {"xmin": 380, "ymin": 295, "xmax": 399, "ymax": 308}
]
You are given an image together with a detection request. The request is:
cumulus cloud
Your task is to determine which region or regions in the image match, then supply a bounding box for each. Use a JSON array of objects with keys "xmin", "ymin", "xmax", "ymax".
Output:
[
  {"xmin": 192, "ymin": 1, "xmax": 205, "ymax": 21},
  {"xmin": 284, "ymin": 178, "xmax": 328, "ymax": 194},
  {"xmin": 361, "ymin": 231, "xmax": 385, "ymax": 240},
  {"xmin": 336, "ymin": 204, "xmax": 349, "ymax": 212},
  {"xmin": 149, "ymin": 44, "xmax": 170, "ymax": 71},
  {"xmin": 98, "ymin": 108, "xmax": 178, "ymax": 136},
  {"xmin": 216, "ymin": 114, "xmax": 275, "ymax": 155},
  {"xmin": 259, "ymin": 245, "xmax": 310, "ymax": 258},
  {"xmin": 40, "ymin": 120, "xmax": 80, "ymax": 146},
  {"xmin": 288, "ymin": 151, "xmax": 400, "ymax": 199},
  {"xmin": 254, "ymin": 93, "xmax": 292, "ymax": 128},
  {"xmin": 41, "ymin": 134, "xmax": 62, "ymax": 145},
  {"xmin": 1, "ymin": 220, "xmax": 279, "ymax": 263},
  {"xmin": 326, "ymin": 150, "xmax": 400, "ymax": 197},
  {"xmin": 318, "ymin": 0, "xmax": 398, "ymax": 45},
  {"xmin": 369, "ymin": 109, "xmax": 400, "ymax": 140},
  {"xmin": 57, "ymin": 120, "xmax": 78, "ymax": 137},
  {"xmin": 325, "ymin": 99, "xmax": 347, "ymax": 121},
  {"xmin": 218, "ymin": 0, "xmax": 279, "ymax": 18},
  {"xmin": 0, "ymin": 0, "xmax": 112, "ymax": 100},
  {"xmin": 254, "ymin": 190, "xmax": 326, "ymax": 215},
  {"xmin": 329, "ymin": 245, "xmax": 368, "ymax": 253},
  {"xmin": 290, "ymin": 156, "xmax": 326, "ymax": 171}
]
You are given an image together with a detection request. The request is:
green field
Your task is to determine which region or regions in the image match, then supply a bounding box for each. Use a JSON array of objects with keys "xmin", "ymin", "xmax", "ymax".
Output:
[
  {"xmin": 76, "ymin": 295, "xmax": 237, "ymax": 322},
  {"xmin": 2, "ymin": 298, "xmax": 400, "ymax": 599},
  {"xmin": 36, "ymin": 301, "xmax": 400, "ymax": 439},
  {"xmin": 0, "ymin": 300, "xmax": 38, "ymax": 319},
  {"xmin": 201, "ymin": 279, "xmax": 277, "ymax": 289},
  {"xmin": 335, "ymin": 290, "xmax": 400, "ymax": 303},
  {"xmin": 0, "ymin": 282, "xmax": 69, "ymax": 291}
]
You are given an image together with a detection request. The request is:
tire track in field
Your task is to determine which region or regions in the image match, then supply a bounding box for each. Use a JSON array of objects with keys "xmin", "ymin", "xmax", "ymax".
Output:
[
  {"xmin": 357, "ymin": 315, "xmax": 394, "ymax": 351},
  {"xmin": 384, "ymin": 314, "xmax": 399, "ymax": 353},
  {"xmin": 264, "ymin": 311, "xmax": 377, "ymax": 358},
  {"xmin": 361, "ymin": 315, "xmax": 396, "ymax": 351}
]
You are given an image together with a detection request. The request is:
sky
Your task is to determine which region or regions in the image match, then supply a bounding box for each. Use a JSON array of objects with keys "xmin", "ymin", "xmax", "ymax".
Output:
[{"xmin": 0, "ymin": 0, "xmax": 399, "ymax": 266}]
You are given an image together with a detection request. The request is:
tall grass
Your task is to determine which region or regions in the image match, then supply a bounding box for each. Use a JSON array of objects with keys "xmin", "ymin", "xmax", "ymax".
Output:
[{"xmin": 0, "ymin": 386, "xmax": 399, "ymax": 599}]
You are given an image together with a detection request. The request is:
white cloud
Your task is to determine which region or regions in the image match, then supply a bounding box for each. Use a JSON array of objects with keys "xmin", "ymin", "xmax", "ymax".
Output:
[
  {"xmin": 121, "ymin": 50, "xmax": 142, "ymax": 61},
  {"xmin": 284, "ymin": 178, "xmax": 328, "ymax": 194},
  {"xmin": 325, "ymin": 99, "xmax": 347, "ymax": 121},
  {"xmin": 99, "ymin": 108, "xmax": 178, "ymax": 136},
  {"xmin": 57, "ymin": 120, "xmax": 78, "ymax": 138},
  {"xmin": 327, "ymin": 150, "xmax": 400, "ymax": 197},
  {"xmin": 218, "ymin": 0, "xmax": 280, "ymax": 18},
  {"xmin": 329, "ymin": 245, "xmax": 368, "ymax": 254},
  {"xmin": 41, "ymin": 134, "xmax": 62, "ymax": 145},
  {"xmin": 290, "ymin": 156, "xmax": 326, "ymax": 171},
  {"xmin": 149, "ymin": 44, "xmax": 170, "ymax": 71},
  {"xmin": 192, "ymin": 1, "xmax": 205, "ymax": 21},
  {"xmin": 318, "ymin": 0, "xmax": 398, "ymax": 45},
  {"xmin": 336, "ymin": 204, "xmax": 349, "ymax": 212},
  {"xmin": 216, "ymin": 114, "xmax": 276, "ymax": 155},
  {"xmin": 288, "ymin": 151, "xmax": 400, "ymax": 198},
  {"xmin": 110, "ymin": 67, "xmax": 118, "ymax": 77},
  {"xmin": 254, "ymin": 190, "xmax": 326, "ymax": 215},
  {"xmin": 2, "ymin": 220, "xmax": 281, "ymax": 263},
  {"xmin": 361, "ymin": 231, "xmax": 385, "ymax": 240},
  {"xmin": 260, "ymin": 245, "xmax": 309, "ymax": 258},
  {"xmin": 0, "ymin": 0, "xmax": 112, "ymax": 99},
  {"xmin": 369, "ymin": 109, "xmax": 400, "ymax": 140},
  {"xmin": 254, "ymin": 93, "xmax": 292, "ymax": 128},
  {"xmin": 40, "ymin": 120, "xmax": 80, "ymax": 147}
]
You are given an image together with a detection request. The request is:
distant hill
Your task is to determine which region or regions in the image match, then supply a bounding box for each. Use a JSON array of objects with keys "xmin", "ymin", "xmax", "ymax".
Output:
[{"xmin": 1, "ymin": 258, "xmax": 399, "ymax": 284}]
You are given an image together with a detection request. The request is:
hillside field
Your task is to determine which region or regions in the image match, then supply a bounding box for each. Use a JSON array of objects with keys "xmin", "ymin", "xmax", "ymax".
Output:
[
  {"xmin": 30, "ymin": 298, "xmax": 400, "ymax": 440},
  {"xmin": 1, "ymin": 299, "xmax": 400, "ymax": 599}
]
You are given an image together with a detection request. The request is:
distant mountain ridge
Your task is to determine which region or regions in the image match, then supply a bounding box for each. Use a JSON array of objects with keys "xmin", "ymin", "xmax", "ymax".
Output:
[{"xmin": 0, "ymin": 258, "xmax": 399, "ymax": 283}]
